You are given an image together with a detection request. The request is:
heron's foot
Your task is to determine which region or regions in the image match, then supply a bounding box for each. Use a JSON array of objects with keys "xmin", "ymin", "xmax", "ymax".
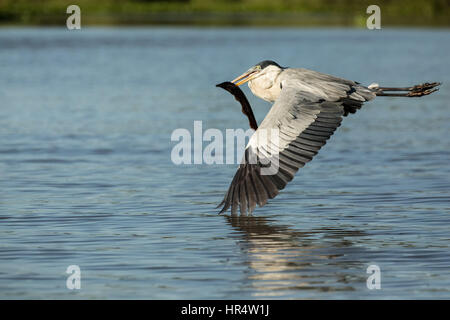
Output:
[
  {"xmin": 409, "ymin": 82, "xmax": 441, "ymax": 93},
  {"xmin": 407, "ymin": 87, "xmax": 439, "ymax": 97}
]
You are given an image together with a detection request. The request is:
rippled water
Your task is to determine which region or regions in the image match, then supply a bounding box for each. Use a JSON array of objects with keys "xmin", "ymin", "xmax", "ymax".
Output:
[{"xmin": 0, "ymin": 27, "xmax": 449, "ymax": 299}]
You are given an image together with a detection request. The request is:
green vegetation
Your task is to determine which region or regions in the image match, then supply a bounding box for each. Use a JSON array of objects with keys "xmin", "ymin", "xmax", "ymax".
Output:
[{"xmin": 0, "ymin": 0, "xmax": 448, "ymax": 26}]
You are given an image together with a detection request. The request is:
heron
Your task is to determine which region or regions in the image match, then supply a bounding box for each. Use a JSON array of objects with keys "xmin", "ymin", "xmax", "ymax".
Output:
[{"xmin": 217, "ymin": 60, "xmax": 440, "ymax": 216}]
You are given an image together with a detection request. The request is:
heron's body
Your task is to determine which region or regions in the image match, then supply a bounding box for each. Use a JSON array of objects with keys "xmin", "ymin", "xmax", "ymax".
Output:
[
  {"xmin": 248, "ymin": 65, "xmax": 375, "ymax": 104},
  {"xmin": 218, "ymin": 60, "xmax": 440, "ymax": 216}
]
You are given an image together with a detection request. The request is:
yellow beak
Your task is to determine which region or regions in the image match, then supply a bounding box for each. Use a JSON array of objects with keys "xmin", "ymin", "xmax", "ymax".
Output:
[{"xmin": 231, "ymin": 70, "xmax": 258, "ymax": 86}]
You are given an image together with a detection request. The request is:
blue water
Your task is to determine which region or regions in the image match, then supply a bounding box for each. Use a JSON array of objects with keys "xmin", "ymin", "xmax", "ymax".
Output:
[{"xmin": 0, "ymin": 27, "xmax": 449, "ymax": 299}]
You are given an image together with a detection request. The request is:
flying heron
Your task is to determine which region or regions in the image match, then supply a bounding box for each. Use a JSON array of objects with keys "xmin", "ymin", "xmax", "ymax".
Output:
[{"xmin": 217, "ymin": 60, "xmax": 440, "ymax": 216}]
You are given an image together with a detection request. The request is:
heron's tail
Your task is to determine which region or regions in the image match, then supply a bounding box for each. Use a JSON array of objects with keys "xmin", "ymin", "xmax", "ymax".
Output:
[{"xmin": 369, "ymin": 82, "xmax": 441, "ymax": 97}]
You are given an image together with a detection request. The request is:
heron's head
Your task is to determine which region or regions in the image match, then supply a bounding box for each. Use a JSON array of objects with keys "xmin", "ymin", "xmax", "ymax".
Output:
[{"xmin": 231, "ymin": 60, "xmax": 283, "ymax": 88}]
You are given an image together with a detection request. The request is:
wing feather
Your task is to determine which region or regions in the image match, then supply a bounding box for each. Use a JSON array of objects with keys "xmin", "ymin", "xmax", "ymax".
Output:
[{"xmin": 218, "ymin": 79, "xmax": 369, "ymax": 215}]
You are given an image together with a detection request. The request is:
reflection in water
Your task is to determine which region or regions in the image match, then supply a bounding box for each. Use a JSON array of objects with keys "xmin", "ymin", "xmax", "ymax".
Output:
[{"xmin": 225, "ymin": 215, "xmax": 369, "ymax": 298}]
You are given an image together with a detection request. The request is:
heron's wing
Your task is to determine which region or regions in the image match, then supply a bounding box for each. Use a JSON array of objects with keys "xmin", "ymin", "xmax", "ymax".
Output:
[
  {"xmin": 281, "ymin": 68, "xmax": 376, "ymax": 116},
  {"xmin": 218, "ymin": 85, "xmax": 347, "ymax": 216}
]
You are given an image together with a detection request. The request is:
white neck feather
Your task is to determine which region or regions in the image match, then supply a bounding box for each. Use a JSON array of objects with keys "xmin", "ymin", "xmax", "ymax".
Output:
[{"xmin": 248, "ymin": 65, "xmax": 284, "ymax": 102}]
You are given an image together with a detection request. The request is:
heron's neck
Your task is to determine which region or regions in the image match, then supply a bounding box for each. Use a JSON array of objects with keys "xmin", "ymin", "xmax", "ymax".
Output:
[{"xmin": 248, "ymin": 68, "xmax": 283, "ymax": 103}]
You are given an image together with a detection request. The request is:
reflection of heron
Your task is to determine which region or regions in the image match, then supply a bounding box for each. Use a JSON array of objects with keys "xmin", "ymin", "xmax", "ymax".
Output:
[
  {"xmin": 218, "ymin": 60, "xmax": 440, "ymax": 215},
  {"xmin": 225, "ymin": 215, "xmax": 367, "ymax": 297}
]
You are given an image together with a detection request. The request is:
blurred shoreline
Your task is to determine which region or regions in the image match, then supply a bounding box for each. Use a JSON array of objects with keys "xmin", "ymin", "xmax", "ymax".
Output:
[{"xmin": 0, "ymin": 0, "xmax": 449, "ymax": 27}]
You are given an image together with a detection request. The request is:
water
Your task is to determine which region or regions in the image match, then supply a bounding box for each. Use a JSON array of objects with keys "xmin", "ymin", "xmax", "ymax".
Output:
[{"xmin": 0, "ymin": 27, "xmax": 449, "ymax": 299}]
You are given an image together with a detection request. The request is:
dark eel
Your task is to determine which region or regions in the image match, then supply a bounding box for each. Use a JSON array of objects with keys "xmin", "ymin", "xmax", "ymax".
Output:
[{"xmin": 216, "ymin": 82, "xmax": 258, "ymax": 131}]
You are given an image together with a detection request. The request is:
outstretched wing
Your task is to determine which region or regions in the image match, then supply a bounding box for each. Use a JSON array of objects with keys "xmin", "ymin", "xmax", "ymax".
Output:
[{"xmin": 218, "ymin": 85, "xmax": 349, "ymax": 216}]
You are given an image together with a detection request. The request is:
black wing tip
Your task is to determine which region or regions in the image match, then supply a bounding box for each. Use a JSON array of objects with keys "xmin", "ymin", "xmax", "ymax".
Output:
[
  {"xmin": 216, "ymin": 197, "xmax": 229, "ymax": 214},
  {"xmin": 216, "ymin": 199, "xmax": 225, "ymax": 208},
  {"xmin": 217, "ymin": 202, "xmax": 227, "ymax": 215},
  {"xmin": 216, "ymin": 155, "xmax": 285, "ymax": 216}
]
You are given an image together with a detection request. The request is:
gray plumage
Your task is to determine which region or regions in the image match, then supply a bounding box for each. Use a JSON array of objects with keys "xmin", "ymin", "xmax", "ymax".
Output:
[{"xmin": 219, "ymin": 61, "xmax": 440, "ymax": 216}]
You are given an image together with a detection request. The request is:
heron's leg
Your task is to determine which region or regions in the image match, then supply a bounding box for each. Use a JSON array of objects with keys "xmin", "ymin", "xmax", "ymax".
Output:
[
  {"xmin": 375, "ymin": 82, "xmax": 441, "ymax": 97},
  {"xmin": 378, "ymin": 82, "xmax": 440, "ymax": 91}
]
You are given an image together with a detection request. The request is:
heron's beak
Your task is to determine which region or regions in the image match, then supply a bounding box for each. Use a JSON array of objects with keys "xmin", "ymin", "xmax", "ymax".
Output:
[{"xmin": 231, "ymin": 68, "xmax": 259, "ymax": 86}]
